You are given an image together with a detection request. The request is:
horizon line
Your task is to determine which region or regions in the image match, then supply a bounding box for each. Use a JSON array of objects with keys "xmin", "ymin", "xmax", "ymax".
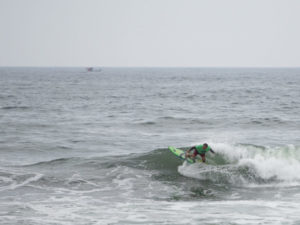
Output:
[{"xmin": 1, "ymin": 66, "xmax": 300, "ymax": 69}]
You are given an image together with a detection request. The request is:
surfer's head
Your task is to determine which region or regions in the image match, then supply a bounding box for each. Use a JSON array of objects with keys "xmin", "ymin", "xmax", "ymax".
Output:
[{"xmin": 203, "ymin": 143, "xmax": 208, "ymax": 149}]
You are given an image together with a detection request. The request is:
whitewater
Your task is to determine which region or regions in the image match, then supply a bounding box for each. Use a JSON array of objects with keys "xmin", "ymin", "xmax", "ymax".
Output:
[{"xmin": 0, "ymin": 67, "xmax": 300, "ymax": 224}]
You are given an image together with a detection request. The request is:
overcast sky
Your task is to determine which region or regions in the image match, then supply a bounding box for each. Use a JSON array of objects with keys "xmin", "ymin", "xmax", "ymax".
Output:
[{"xmin": 0, "ymin": 0, "xmax": 299, "ymax": 67}]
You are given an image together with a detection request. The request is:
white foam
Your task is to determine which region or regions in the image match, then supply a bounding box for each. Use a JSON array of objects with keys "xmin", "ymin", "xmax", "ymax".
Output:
[
  {"xmin": 0, "ymin": 172, "xmax": 43, "ymax": 192},
  {"xmin": 180, "ymin": 142, "xmax": 300, "ymax": 185}
]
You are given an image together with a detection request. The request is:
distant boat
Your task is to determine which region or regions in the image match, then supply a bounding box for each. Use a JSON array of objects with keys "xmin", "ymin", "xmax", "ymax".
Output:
[{"xmin": 86, "ymin": 67, "xmax": 102, "ymax": 72}]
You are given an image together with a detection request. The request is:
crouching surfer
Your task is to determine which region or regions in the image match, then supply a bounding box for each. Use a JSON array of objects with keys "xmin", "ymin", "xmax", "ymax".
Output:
[{"xmin": 185, "ymin": 143, "xmax": 215, "ymax": 163}]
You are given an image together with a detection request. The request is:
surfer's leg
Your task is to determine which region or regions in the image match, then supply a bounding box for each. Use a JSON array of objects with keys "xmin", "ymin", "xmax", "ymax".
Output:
[
  {"xmin": 200, "ymin": 153, "xmax": 206, "ymax": 162},
  {"xmin": 191, "ymin": 150, "xmax": 198, "ymax": 159}
]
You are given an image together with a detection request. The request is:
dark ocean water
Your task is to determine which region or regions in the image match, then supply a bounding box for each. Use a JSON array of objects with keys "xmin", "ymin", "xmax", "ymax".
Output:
[{"xmin": 0, "ymin": 67, "xmax": 300, "ymax": 224}]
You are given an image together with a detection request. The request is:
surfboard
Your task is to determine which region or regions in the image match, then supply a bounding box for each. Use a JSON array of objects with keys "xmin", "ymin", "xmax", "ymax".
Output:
[{"xmin": 168, "ymin": 146, "xmax": 202, "ymax": 164}]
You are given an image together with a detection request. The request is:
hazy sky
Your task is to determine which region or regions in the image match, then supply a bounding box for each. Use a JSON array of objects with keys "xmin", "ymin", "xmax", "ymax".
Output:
[{"xmin": 0, "ymin": 0, "xmax": 300, "ymax": 67}]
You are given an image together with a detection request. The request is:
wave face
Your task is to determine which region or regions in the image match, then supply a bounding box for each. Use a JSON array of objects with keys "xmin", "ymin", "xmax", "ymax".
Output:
[{"xmin": 124, "ymin": 143, "xmax": 300, "ymax": 187}]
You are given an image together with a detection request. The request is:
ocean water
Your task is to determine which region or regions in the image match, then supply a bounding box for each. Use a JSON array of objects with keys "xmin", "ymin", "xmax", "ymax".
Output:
[{"xmin": 0, "ymin": 67, "xmax": 300, "ymax": 225}]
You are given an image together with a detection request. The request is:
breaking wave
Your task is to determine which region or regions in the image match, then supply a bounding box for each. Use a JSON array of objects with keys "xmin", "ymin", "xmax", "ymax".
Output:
[{"xmin": 2, "ymin": 143, "xmax": 299, "ymax": 195}]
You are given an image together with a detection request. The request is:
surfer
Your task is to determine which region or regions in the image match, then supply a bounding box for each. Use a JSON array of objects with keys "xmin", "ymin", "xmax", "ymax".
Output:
[{"xmin": 185, "ymin": 143, "xmax": 215, "ymax": 163}]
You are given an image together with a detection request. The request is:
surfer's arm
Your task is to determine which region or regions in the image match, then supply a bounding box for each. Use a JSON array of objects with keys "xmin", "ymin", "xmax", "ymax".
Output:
[
  {"xmin": 186, "ymin": 146, "xmax": 196, "ymax": 156},
  {"xmin": 187, "ymin": 146, "xmax": 195, "ymax": 152},
  {"xmin": 210, "ymin": 149, "xmax": 215, "ymax": 154}
]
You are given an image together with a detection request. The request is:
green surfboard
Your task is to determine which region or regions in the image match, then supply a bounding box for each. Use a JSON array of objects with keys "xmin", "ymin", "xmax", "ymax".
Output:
[{"xmin": 168, "ymin": 146, "xmax": 202, "ymax": 164}]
